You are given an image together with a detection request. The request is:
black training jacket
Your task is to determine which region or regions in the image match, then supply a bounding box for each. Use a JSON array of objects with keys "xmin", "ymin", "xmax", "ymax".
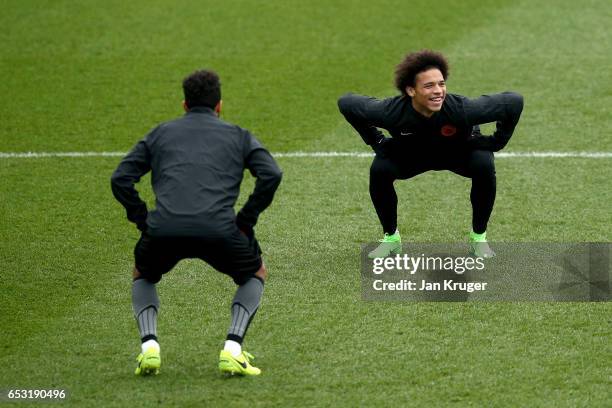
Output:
[
  {"xmin": 111, "ymin": 107, "xmax": 282, "ymax": 237},
  {"xmin": 338, "ymin": 92, "xmax": 523, "ymax": 152}
]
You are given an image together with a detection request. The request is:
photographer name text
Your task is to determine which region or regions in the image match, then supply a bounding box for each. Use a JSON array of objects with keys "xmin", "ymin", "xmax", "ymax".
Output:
[{"xmin": 373, "ymin": 279, "xmax": 488, "ymax": 292}]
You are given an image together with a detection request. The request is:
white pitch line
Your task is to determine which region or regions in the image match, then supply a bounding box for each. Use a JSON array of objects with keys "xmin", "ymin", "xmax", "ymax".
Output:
[
  {"xmin": 0, "ymin": 151, "xmax": 126, "ymax": 158},
  {"xmin": 497, "ymin": 152, "xmax": 612, "ymax": 158},
  {"xmin": 274, "ymin": 151, "xmax": 612, "ymax": 158},
  {"xmin": 0, "ymin": 151, "xmax": 611, "ymax": 159}
]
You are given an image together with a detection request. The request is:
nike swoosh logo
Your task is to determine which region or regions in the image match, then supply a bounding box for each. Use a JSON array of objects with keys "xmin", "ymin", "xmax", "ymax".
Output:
[
  {"xmin": 400, "ymin": 131, "xmax": 413, "ymax": 136},
  {"xmin": 238, "ymin": 360, "xmax": 247, "ymax": 368}
]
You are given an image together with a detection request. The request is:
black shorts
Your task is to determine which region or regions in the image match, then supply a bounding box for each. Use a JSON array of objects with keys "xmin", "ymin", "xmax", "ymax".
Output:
[{"xmin": 134, "ymin": 230, "xmax": 262, "ymax": 285}]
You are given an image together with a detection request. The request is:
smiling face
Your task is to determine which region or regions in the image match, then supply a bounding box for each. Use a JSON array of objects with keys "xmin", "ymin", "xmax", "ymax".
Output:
[{"xmin": 406, "ymin": 68, "xmax": 446, "ymax": 118}]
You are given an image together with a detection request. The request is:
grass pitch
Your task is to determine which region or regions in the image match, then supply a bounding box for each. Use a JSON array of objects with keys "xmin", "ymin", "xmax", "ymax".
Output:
[{"xmin": 1, "ymin": 0, "xmax": 611, "ymax": 407}]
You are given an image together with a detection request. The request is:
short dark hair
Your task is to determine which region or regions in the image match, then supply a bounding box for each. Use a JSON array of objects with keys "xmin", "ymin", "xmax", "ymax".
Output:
[
  {"xmin": 394, "ymin": 50, "xmax": 449, "ymax": 95},
  {"xmin": 182, "ymin": 69, "xmax": 221, "ymax": 109}
]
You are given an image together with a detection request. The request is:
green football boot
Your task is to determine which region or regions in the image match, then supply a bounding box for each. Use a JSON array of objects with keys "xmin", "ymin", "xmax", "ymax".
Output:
[
  {"xmin": 135, "ymin": 346, "xmax": 161, "ymax": 376},
  {"xmin": 219, "ymin": 350, "xmax": 261, "ymax": 376},
  {"xmin": 368, "ymin": 231, "xmax": 402, "ymax": 259},
  {"xmin": 469, "ymin": 231, "xmax": 496, "ymax": 258}
]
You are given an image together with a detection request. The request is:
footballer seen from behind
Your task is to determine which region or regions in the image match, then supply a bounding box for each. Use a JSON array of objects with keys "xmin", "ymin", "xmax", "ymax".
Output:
[{"xmin": 111, "ymin": 69, "xmax": 282, "ymax": 376}]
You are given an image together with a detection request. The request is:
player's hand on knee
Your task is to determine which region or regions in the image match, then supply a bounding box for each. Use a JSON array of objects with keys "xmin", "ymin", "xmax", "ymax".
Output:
[
  {"xmin": 136, "ymin": 221, "xmax": 148, "ymax": 233},
  {"xmin": 236, "ymin": 216, "xmax": 255, "ymax": 239},
  {"xmin": 236, "ymin": 213, "xmax": 255, "ymax": 239},
  {"xmin": 372, "ymin": 137, "xmax": 392, "ymax": 157},
  {"xmin": 238, "ymin": 225, "xmax": 255, "ymax": 239}
]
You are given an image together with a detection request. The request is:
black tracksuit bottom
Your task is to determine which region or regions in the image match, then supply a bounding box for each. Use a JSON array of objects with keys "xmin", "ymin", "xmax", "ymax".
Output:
[{"xmin": 369, "ymin": 148, "xmax": 496, "ymax": 235}]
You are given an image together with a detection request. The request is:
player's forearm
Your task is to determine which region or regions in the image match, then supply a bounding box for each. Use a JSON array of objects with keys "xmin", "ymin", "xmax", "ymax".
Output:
[
  {"xmin": 337, "ymin": 93, "xmax": 386, "ymax": 145},
  {"xmin": 111, "ymin": 141, "xmax": 151, "ymax": 226},
  {"xmin": 465, "ymin": 92, "xmax": 524, "ymax": 151},
  {"xmin": 492, "ymin": 92, "xmax": 523, "ymax": 150},
  {"xmin": 110, "ymin": 176, "xmax": 148, "ymax": 226},
  {"xmin": 238, "ymin": 150, "xmax": 283, "ymax": 228}
]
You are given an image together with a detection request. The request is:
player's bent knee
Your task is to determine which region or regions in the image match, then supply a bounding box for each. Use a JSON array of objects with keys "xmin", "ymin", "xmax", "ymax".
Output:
[
  {"xmin": 471, "ymin": 150, "xmax": 495, "ymax": 176},
  {"xmin": 370, "ymin": 157, "xmax": 394, "ymax": 181}
]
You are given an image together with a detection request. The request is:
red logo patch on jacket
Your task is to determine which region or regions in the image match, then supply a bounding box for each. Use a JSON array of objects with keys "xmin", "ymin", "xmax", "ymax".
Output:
[{"xmin": 441, "ymin": 125, "xmax": 457, "ymax": 137}]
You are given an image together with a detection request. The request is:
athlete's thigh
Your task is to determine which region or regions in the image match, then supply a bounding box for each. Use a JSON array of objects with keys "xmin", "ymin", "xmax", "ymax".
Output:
[
  {"xmin": 372, "ymin": 151, "xmax": 433, "ymax": 181},
  {"xmin": 448, "ymin": 149, "xmax": 495, "ymax": 178},
  {"xmin": 197, "ymin": 230, "xmax": 262, "ymax": 285},
  {"xmin": 134, "ymin": 233, "xmax": 183, "ymax": 283}
]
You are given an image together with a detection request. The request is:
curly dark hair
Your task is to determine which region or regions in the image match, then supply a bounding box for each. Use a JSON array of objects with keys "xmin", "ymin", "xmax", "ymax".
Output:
[
  {"xmin": 182, "ymin": 69, "xmax": 221, "ymax": 109},
  {"xmin": 394, "ymin": 50, "xmax": 449, "ymax": 95}
]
